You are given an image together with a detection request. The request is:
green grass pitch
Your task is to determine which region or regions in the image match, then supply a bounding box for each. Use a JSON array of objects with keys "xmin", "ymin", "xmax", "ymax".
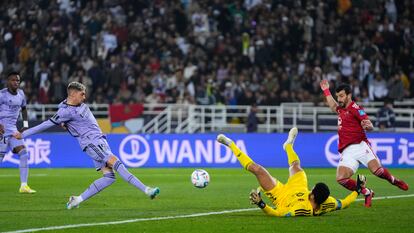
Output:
[{"xmin": 0, "ymin": 168, "xmax": 413, "ymax": 233}]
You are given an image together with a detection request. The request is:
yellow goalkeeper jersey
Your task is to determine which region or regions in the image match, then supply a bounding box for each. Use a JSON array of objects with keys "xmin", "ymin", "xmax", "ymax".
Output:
[{"xmin": 260, "ymin": 171, "xmax": 358, "ymax": 217}]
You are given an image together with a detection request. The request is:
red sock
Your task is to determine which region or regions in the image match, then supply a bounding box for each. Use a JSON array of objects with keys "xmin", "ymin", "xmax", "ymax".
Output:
[
  {"xmin": 374, "ymin": 167, "xmax": 395, "ymax": 184},
  {"xmin": 337, "ymin": 178, "xmax": 357, "ymax": 191}
]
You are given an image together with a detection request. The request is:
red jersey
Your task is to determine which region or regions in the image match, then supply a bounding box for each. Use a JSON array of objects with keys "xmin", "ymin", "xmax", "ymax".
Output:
[{"xmin": 336, "ymin": 102, "xmax": 369, "ymax": 152}]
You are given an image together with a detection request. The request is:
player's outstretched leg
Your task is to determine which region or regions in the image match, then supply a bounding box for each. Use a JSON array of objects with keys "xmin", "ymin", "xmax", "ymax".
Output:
[
  {"xmin": 67, "ymin": 172, "xmax": 116, "ymax": 209},
  {"xmin": 283, "ymin": 127, "xmax": 298, "ymax": 151},
  {"xmin": 112, "ymin": 159, "xmax": 160, "ymax": 199},
  {"xmin": 17, "ymin": 148, "xmax": 36, "ymax": 194},
  {"xmin": 217, "ymin": 134, "xmax": 276, "ymax": 191},
  {"xmin": 67, "ymin": 196, "xmax": 81, "ymax": 209},
  {"xmin": 217, "ymin": 134, "xmax": 253, "ymax": 169},
  {"xmin": 282, "ymin": 127, "xmax": 305, "ymax": 177},
  {"xmin": 283, "ymin": 127, "xmax": 299, "ymax": 165},
  {"xmin": 373, "ymin": 167, "xmax": 409, "ymax": 191}
]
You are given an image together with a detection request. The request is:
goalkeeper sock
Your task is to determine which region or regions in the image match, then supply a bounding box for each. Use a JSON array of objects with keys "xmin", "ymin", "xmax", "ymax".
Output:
[
  {"xmin": 285, "ymin": 144, "xmax": 300, "ymax": 166},
  {"xmin": 229, "ymin": 142, "xmax": 254, "ymax": 169}
]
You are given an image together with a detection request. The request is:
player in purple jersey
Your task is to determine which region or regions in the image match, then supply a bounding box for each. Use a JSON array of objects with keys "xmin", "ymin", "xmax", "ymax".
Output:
[
  {"xmin": 0, "ymin": 71, "xmax": 36, "ymax": 193},
  {"xmin": 14, "ymin": 82, "xmax": 159, "ymax": 209}
]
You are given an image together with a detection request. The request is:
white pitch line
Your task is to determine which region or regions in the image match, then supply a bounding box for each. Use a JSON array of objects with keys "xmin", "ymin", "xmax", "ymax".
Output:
[
  {"xmin": 356, "ymin": 193, "xmax": 414, "ymax": 202},
  {"xmin": 0, "ymin": 174, "xmax": 47, "ymax": 178},
  {"xmin": 3, "ymin": 193, "xmax": 414, "ymax": 233}
]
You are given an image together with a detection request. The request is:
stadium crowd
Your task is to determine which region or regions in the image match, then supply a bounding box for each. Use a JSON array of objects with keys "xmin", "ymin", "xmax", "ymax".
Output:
[{"xmin": 0, "ymin": 0, "xmax": 413, "ymax": 107}]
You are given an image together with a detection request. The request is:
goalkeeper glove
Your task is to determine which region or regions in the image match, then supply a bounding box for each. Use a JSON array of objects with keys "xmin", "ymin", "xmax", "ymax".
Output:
[
  {"xmin": 249, "ymin": 189, "xmax": 266, "ymax": 209},
  {"xmin": 356, "ymin": 174, "xmax": 367, "ymax": 195}
]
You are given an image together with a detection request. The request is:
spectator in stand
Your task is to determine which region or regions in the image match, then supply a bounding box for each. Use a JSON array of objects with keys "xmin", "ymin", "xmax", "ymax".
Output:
[
  {"xmin": 387, "ymin": 72, "xmax": 404, "ymax": 101},
  {"xmin": 246, "ymin": 104, "xmax": 259, "ymax": 133},
  {"xmin": 369, "ymin": 74, "xmax": 388, "ymax": 101},
  {"xmin": 376, "ymin": 99, "xmax": 396, "ymax": 131},
  {"xmin": 0, "ymin": 0, "xmax": 412, "ymax": 105}
]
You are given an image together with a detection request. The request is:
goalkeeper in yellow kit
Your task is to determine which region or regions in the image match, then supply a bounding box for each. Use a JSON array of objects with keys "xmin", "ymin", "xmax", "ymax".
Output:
[{"xmin": 217, "ymin": 127, "xmax": 366, "ymax": 217}]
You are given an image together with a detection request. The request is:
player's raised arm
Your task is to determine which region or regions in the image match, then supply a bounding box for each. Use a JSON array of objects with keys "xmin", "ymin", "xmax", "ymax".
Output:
[{"xmin": 320, "ymin": 79, "xmax": 338, "ymax": 113}]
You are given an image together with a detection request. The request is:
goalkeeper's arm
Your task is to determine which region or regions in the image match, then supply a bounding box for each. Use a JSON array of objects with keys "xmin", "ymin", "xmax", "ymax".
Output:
[
  {"xmin": 249, "ymin": 189, "xmax": 286, "ymax": 217},
  {"xmin": 337, "ymin": 191, "xmax": 358, "ymax": 209}
]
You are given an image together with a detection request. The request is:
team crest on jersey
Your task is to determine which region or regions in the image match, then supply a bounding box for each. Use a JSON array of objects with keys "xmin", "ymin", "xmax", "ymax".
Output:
[{"xmin": 358, "ymin": 110, "xmax": 366, "ymax": 116}]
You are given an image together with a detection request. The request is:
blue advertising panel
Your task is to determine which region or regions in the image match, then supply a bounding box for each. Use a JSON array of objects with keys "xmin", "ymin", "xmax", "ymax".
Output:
[{"xmin": 1, "ymin": 133, "xmax": 413, "ymax": 168}]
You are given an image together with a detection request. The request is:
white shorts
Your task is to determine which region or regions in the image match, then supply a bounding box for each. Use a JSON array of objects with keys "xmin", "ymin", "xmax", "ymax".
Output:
[{"xmin": 338, "ymin": 141, "xmax": 379, "ymax": 173}]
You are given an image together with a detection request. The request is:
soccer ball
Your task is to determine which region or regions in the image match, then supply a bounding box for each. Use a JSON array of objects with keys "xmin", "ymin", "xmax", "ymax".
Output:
[{"xmin": 191, "ymin": 169, "xmax": 210, "ymax": 188}]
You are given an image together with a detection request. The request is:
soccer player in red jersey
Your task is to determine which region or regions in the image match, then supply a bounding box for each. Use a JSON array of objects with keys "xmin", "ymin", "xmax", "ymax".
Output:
[{"xmin": 320, "ymin": 80, "xmax": 408, "ymax": 207}]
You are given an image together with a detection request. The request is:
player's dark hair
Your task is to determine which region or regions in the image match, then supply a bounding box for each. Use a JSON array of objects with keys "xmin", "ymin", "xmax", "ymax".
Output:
[
  {"xmin": 335, "ymin": 84, "xmax": 351, "ymax": 95},
  {"xmin": 312, "ymin": 182, "xmax": 330, "ymax": 205},
  {"xmin": 67, "ymin": 81, "xmax": 86, "ymax": 93},
  {"xmin": 7, "ymin": 71, "xmax": 20, "ymax": 79}
]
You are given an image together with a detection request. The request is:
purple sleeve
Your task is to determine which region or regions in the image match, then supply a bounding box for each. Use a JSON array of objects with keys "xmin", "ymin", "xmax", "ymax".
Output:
[
  {"xmin": 50, "ymin": 108, "xmax": 71, "ymax": 124},
  {"xmin": 22, "ymin": 120, "xmax": 55, "ymax": 138}
]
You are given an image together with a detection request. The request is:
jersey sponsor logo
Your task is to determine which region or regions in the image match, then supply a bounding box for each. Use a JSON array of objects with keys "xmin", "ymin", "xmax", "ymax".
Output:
[
  {"xmin": 358, "ymin": 110, "xmax": 366, "ymax": 116},
  {"xmin": 8, "ymin": 105, "xmax": 20, "ymax": 111},
  {"xmin": 119, "ymin": 135, "xmax": 150, "ymax": 167}
]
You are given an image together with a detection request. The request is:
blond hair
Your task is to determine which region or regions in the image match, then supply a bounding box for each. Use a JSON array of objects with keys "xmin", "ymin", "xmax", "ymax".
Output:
[{"xmin": 67, "ymin": 81, "xmax": 86, "ymax": 93}]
